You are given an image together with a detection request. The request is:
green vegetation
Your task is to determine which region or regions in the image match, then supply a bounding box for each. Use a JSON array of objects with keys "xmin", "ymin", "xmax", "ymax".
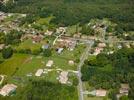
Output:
[
  {"xmin": 81, "ymin": 47, "xmax": 134, "ymax": 99},
  {"xmin": 1, "ymin": 0, "xmax": 134, "ymax": 31},
  {"xmin": 0, "ymin": 80, "xmax": 78, "ymax": 100},
  {"xmin": 0, "ymin": 53, "xmax": 29, "ymax": 75},
  {"xmin": 2, "ymin": 47, "xmax": 13, "ymax": 59}
]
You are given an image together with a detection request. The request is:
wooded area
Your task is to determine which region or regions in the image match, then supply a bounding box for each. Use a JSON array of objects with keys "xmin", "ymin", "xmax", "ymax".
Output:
[
  {"xmin": 81, "ymin": 47, "xmax": 134, "ymax": 99},
  {"xmin": 0, "ymin": 0, "xmax": 134, "ymax": 31}
]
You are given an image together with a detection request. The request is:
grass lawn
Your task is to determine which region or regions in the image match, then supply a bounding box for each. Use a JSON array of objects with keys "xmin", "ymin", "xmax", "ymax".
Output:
[
  {"xmin": 15, "ymin": 39, "xmax": 43, "ymax": 51},
  {"xmin": 84, "ymin": 95, "xmax": 105, "ymax": 100},
  {"xmin": 36, "ymin": 16, "xmax": 54, "ymax": 25},
  {"xmin": 0, "ymin": 54, "xmax": 30, "ymax": 76}
]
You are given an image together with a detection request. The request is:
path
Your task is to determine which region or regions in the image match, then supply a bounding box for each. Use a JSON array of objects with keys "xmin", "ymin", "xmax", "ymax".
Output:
[
  {"xmin": 0, "ymin": 75, "xmax": 5, "ymax": 85},
  {"xmin": 77, "ymin": 43, "xmax": 93, "ymax": 100}
]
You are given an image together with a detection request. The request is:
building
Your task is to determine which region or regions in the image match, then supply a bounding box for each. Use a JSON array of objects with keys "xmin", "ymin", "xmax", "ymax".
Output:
[
  {"xmin": 44, "ymin": 30, "xmax": 53, "ymax": 36},
  {"xmin": 93, "ymin": 47, "xmax": 103, "ymax": 55},
  {"xmin": 87, "ymin": 89, "xmax": 107, "ymax": 97},
  {"xmin": 96, "ymin": 89, "xmax": 107, "ymax": 97},
  {"xmin": 117, "ymin": 84, "xmax": 129, "ymax": 99},
  {"xmin": 32, "ymin": 35, "xmax": 43, "ymax": 43},
  {"xmin": 57, "ymin": 48, "xmax": 64, "ymax": 54},
  {"xmin": 0, "ymin": 84, "xmax": 17, "ymax": 96},
  {"xmin": 42, "ymin": 44, "xmax": 49, "ymax": 50},
  {"xmin": 98, "ymin": 43, "xmax": 106, "ymax": 48},
  {"xmin": 119, "ymin": 84, "xmax": 129, "ymax": 94},
  {"xmin": 0, "ymin": 44, "xmax": 5, "ymax": 50},
  {"xmin": 46, "ymin": 60, "xmax": 53, "ymax": 67},
  {"xmin": 59, "ymin": 71, "xmax": 68, "ymax": 84},
  {"xmin": 56, "ymin": 27, "xmax": 67, "ymax": 34},
  {"xmin": 68, "ymin": 60, "xmax": 74, "ymax": 65},
  {"xmin": 35, "ymin": 69, "xmax": 43, "ymax": 77},
  {"xmin": 56, "ymin": 38, "xmax": 77, "ymax": 51},
  {"xmin": 0, "ymin": 12, "xmax": 7, "ymax": 22}
]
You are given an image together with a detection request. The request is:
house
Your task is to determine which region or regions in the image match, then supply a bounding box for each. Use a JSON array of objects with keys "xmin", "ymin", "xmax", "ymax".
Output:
[
  {"xmin": 98, "ymin": 43, "xmax": 106, "ymax": 48},
  {"xmin": 68, "ymin": 60, "xmax": 74, "ymax": 65},
  {"xmin": 107, "ymin": 51, "xmax": 114, "ymax": 55},
  {"xmin": 73, "ymin": 33, "xmax": 81, "ymax": 38},
  {"xmin": 0, "ymin": 11, "xmax": 6, "ymax": 22},
  {"xmin": 57, "ymin": 48, "xmax": 64, "ymax": 54},
  {"xmin": 35, "ymin": 69, "xmax": 43, "ymax": 77},
  {"xmin": 46, "ymin": 60, "xmax": 53, "ymax": 67},
  {"xmin": 56, "ymin": 27, "xmax": 67, "ymax": 34},
  {"xmin": 81, "ymin": 35, "xmax": 88, "ymax": 39},
  {"xmin": 56, "ymin": 38, "xmax": 77, "ymax": 51},
  {"xmin": 42, "ymin": 44, "xmax": 49, "ymax": 50},
  {"xmin": 0, "ymin": 44, "xmax": 5, "ymax": 50},
  {"xmin": 0, "ymin": 0, "xmax": 9, "ymax": 4},
  {"xmin": 119, "ymin": 84, "xmax": 129, "ymax": 94},
  {"xmin": 96, "ymin": 89, "xmax": 107, "ymax": 97},
  {"xmin": 68, "ymin": 40, "xmax": 77, "ymax": 51},
  {"xmin": 44, "ymin": 30, "xmax": 53, "ymax": 36},
  {"xmin": 59, "ymin": 71, "xmax": 68, "ymax": 84},
  {"xmin": 117, "ymin": 44, "xmax": 122, "ymax": 49},
  {"xmin": 93, "ymin": 47, "xmax": 103, "ymax": 55},
  {"xmin": 117, "ymin": 84, "xmax": 129, "ymax": 99},
  {"xmin": 0, "ymin": 84, "xmax": 17, "ymax": 96},
  {"xmin": 32, "ymin": 35, "xmax": 43, "ymax": 43},
  {"xmin": 87, "ymin": 89, "xmax": 107, "ymax": 97}
]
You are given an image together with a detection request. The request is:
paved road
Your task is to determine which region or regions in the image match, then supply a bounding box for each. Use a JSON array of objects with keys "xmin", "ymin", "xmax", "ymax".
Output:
[{"xmin": 77, "ymin": 43, "xmax": 93, "ymax": 100}]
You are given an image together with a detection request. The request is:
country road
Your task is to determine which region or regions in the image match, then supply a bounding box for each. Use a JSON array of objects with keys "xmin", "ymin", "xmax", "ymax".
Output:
[{"xmin": 77, "ymin": 42, "xmax": 93, "ymax": 100}]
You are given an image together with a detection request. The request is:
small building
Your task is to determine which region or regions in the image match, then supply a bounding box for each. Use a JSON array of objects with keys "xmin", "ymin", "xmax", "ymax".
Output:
[
  {"xmin": 87, "ymin": 89, "xmax": 107, "ymax": 97},
  {"xmin": 0, "ymin": 84, "xmax": 17, "ymax": 96},
  {"xmin": 68, "ymin": 41, "xmax": 77, "ymax": 51},
  {"xmin": 98, "ymin": 43, "xmax": 106, "ymax": 48},
  {"xmin": 59, "ymin": 71, "xmax": 68, "ymax": 84},
  {"xmin": 96, "ymin": 89, "xmax": 107, "ymax": 97},
  {"xmin": 117, "ymin": 84, "xmax": 129, "ymax": 99},
  {"xmin": 56, "ymin": 27, "xmax": 67, "ymax": 34},
  {"xmin": 42, "ymin": 44, "xmax": 49, "ymax": 50},
  {"xmin": 44, "ymin": 30, "xmax": 53, "ymax": 36},
  {"xmin": 117, "ymin": 44, "xmax": 122, "ymax": 49},
  {"xmin": 32, "ymin": 35, "xmax": 43, "ymax": 43},
  {"xmin": 57, "ymin": 48, "xmax": 64, "ymax": 54},
  {"xmin": 0, "ymin": 44, "xmax": 5, "ymax": 50},
  {"xmin": 46, "ymin": 60, "xmax": 53, "ymax": 67},
  {"xmin": 35, "ymin": 69, "xmax": 43, "ymax": 77},
  {"xmin": 68, "ymin": 60, "xmax": 74, "ymax": 65},
  {"xmin": 93, "ymin": 47, "xmax": 103, "ymax": 55},
  {"xmin": 119, "ymin": 84, "xmax": 129, "ymax": 94},
  {"xmin": 73, "ymin": 33, "xmax": 81, "ymax": 38}
]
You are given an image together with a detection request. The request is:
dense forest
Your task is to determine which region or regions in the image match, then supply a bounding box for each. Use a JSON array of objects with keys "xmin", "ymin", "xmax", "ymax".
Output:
[
  {"xmin": 81, "ymin": 47, "xmax": 134, "ymax": 99},
  {"xmin": 0, "ymin": 0, "xmax": 134, "ymax": 31}
]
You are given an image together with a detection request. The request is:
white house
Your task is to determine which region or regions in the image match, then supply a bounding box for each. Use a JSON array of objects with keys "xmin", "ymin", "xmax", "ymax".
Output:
[{"xmin": 0, "ymin": 84, "xmax": 17, "ymax": 96}]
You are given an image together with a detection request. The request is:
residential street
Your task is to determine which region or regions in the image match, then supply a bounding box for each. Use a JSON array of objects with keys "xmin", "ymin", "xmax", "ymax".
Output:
[{"xmin": 77, "ymin": 42, "xmax": 93, "ymax": 100}]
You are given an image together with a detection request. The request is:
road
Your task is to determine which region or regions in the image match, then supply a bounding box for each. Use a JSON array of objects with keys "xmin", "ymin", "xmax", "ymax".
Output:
[
  {"xmin": 0, "ymin": 75, "xmax": 5, "ymax": 85},
  {"xmin": 77, "ymin": 43, "xmax": 93, "ymax": 100}
]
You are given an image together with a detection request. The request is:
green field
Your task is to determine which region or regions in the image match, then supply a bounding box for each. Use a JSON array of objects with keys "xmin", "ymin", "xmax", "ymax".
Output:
[{"xmin": 0, "ymin": 44, "xmax": 85, "ymax": 77}]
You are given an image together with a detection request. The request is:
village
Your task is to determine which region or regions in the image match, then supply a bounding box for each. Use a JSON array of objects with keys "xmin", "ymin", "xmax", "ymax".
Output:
[{"xmin": 0, "ymin": 11, "xmax": 134, "ymax": 100}]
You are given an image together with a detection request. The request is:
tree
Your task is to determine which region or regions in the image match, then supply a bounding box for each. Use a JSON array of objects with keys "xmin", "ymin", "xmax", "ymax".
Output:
[
  {"xmin": 43, "ymin": 49, "xmax": 52, "ymax": 57},
  {"xmin": 72, "ymin": 77, "xmax": 78, "ymax": 86},
  {"xmin": 120, "ymin": 95, "xmax": 129, "ymax": 100},
  {"xmin": 108, "ymin": 89, "xmax": 118, "ymax": 100},
  {"xmin": 2, "ymin": 47, "xmax": 13, "ymax": 59}
]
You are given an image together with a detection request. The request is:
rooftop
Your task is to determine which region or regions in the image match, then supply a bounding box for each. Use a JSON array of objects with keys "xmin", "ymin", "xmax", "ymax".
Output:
[{"xmin": 0, "ymin": 84, "xmax": 17, "ymax": 96}]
